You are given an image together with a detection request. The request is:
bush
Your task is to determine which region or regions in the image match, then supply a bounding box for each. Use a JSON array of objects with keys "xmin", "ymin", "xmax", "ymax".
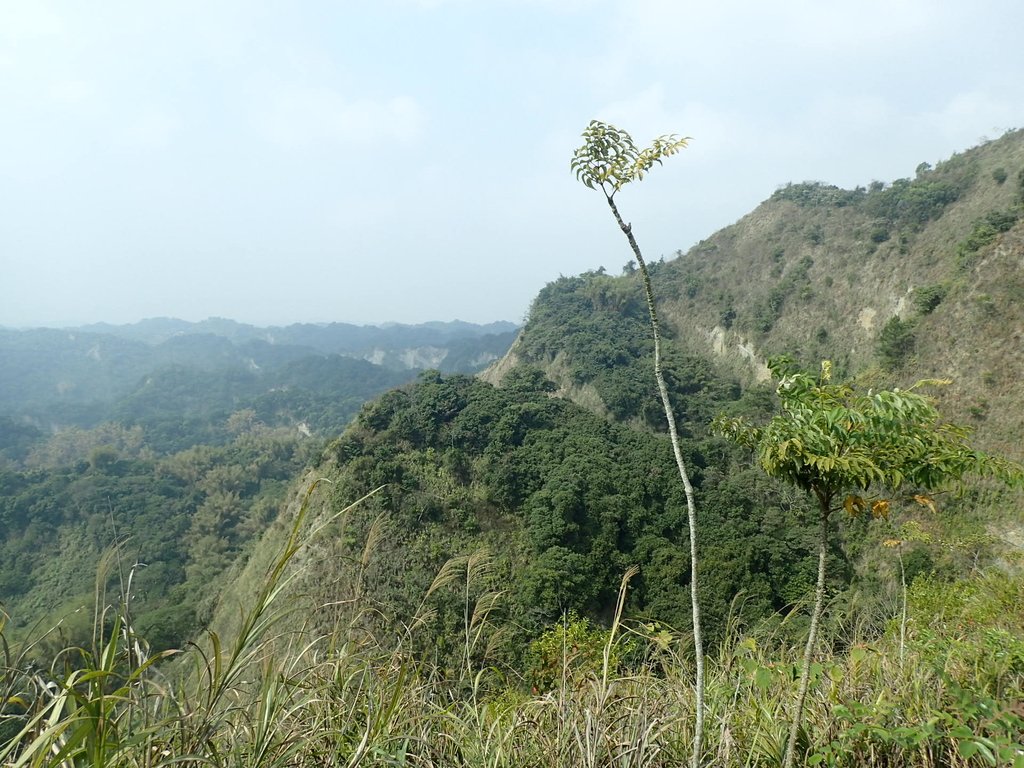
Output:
[
  {"xmin": 877, "ymin": 316, "xmax": 916, "ymax": 369},
  {"xmin": 525, "ymin": 613, "xmax": 638, "ymax": 692},
  {"xmin": 913, "ymin": 284, "xmax": 947, "ymax": 315},
  {"xmin": 864, "ymin": 177, "xmax": 967, "ymax": 229},
  {"xmin": 771, "ymin": 182, "xmax": 862, "ymax": 207},
  {"xmin": 957, "ymin": 208, "xmax": 1020, "ymax": 269}
]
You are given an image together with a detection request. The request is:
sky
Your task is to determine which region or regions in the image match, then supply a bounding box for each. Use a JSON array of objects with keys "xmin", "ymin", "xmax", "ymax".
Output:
[{"xmin": 2, "ymin": 1, "xmax": 1023, "ymax": 329}]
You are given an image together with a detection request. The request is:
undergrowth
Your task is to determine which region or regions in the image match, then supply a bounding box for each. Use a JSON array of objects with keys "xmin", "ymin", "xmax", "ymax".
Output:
[{"xmin": 2, "ymin": 482, "xmax": 1022, "ymax": 767}]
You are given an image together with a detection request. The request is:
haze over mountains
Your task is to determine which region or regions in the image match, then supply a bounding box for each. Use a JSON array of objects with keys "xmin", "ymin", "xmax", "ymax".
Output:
[{"xmin": 0, "ymin": 318, "xmax": 517, "ymax": 425}]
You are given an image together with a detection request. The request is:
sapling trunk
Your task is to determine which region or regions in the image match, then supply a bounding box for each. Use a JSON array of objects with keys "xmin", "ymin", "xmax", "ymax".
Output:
[
  {"xmin": 783, "ymin": 498, "xmax": 830, "ymax": 768},
  {"xmin": 711, "ymin": 343, "xmax": 1023, "ymax": 768},
  {"xmin": 898, "ymin": 545, "xmax": 907, "ymax": 669},
  {"xmin": 605, "ymin": 193, "xmax": 706, "ymax": 768}
]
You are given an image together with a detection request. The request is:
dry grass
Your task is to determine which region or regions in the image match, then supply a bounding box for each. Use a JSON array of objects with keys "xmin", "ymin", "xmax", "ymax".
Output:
[{"xmin": 3, "ymin": 482, "xmax": 1022, "ymax": 767}]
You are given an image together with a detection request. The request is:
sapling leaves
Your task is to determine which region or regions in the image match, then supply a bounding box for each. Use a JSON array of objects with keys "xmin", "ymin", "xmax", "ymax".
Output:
[
  {"xmin": 571, "ymin": 120, "xmax": 689, "ymax": 196},
  {"xmin": 714, "ymin": 361, "xmax": 1022, "ymax": 768}
]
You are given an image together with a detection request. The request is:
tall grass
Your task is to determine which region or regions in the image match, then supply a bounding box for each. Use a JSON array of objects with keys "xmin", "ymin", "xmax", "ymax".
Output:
[{"xmin": 3, "ymin": 482, "xmax": 1022, "ymax": 767}]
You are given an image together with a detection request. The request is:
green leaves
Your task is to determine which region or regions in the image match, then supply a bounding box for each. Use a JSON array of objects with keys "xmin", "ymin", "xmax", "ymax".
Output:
[
  {"xmin": 571, "ymin": 120, "xmax": 689, "ymax": 196},
  {"xmin": 714, "ymin": 361, "xmax": 1023, "ymax": 512}
]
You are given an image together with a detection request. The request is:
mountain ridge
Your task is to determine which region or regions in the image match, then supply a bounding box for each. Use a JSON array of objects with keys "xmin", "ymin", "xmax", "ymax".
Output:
[
  {"xmin": 198, "ymin": 129, "xmax": 1024, "ymax": 672},
  {"xmin": 489, "ymin": 128, "xmax": 1024, "ymax": 456},
  {"xmin": 3, "ymin": 128, "xmax": 1023, "ymax": 670}
]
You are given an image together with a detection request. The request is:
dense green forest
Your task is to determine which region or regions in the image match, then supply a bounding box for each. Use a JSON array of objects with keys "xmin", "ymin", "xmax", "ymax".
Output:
[
  {"xmin": 0, "ymin": 421, "xmax": 317, "ymax": 650},
  {"xmin": 298, "ymin": 367, "xmax": 833, "ymax": 663},
  {"xmin": 0, "ymin": 320, "xmax": 517, "ymax": 649}
]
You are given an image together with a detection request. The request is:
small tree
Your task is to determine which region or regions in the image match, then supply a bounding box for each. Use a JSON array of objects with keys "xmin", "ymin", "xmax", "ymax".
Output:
[
  {"xmin": 714, "ymin": 359, "xmax": 1021, "ymax": 768},
  {"xmin": 571, "ymin": 120, "xmax": 708, "ymax": 768}
]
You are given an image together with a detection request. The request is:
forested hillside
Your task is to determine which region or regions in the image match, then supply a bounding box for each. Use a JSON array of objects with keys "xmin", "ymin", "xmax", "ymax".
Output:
[
  {"xmin": 226, "ymin": 125, "xmax": 1024, "ymax": 659},
  {"xmin": 187, "ymin": 130, "xmax": 1024, "ymax": 765},
  {"xmin": 4, "ymin": 132, "xmax": 1024, "ymax": 766},
  {"xmin": 0, "ymin": 320, "xmax": 516, "ymax": 648},
  {"xmin": 258, "ymin": 368, "xmax": 835, "ymax": 664}
]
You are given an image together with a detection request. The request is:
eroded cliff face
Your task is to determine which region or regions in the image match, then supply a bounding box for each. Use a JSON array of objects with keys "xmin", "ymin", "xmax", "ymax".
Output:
[
  {"xmin": 477, "ymin": 337, "xmax": 521, "ymax": 387},
  {"xmin": 363, "ymin": 345, "xmax": 450, "ymax": 370}
]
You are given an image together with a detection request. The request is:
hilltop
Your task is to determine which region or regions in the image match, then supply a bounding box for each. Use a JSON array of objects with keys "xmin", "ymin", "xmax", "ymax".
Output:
[{"xmin": 484, "ymin": 131, "xmax": 1024, "ymax": 455}]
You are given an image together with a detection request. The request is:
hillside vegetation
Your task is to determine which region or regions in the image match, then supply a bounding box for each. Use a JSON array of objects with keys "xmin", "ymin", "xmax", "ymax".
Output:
[
  {"xmin": 4, "ymin": 132, "xmax": 1024, "ymax": 766},
  {"xmin": 0, "ymin": 320, "xmax": 516, "ymax": 650},
  {"xmin": 652, "ymin": 129, "xmax": 1024, "ymax": 455}
]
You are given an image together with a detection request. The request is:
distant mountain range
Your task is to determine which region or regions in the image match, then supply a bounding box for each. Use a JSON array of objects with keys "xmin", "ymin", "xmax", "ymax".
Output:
[
  {"xmin": 71, "ymin": 317, "xmax": 519, "ymax": 355},
  {"xmin": 0, "ymin": 318, "xmax": 519, "ymax": 465},
  {"xmin": 0, "ymin": 318, "xmax": 519, "ymax": 413}
]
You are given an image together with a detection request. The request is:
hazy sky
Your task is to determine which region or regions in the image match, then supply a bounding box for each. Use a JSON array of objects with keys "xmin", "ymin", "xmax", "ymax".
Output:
[{"xmin": 2, "ymin": 1, "xmax": 1023, "ymax": 328}]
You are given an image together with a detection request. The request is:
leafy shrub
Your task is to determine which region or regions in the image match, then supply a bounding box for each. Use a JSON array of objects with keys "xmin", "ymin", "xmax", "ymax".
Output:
[
  {"xmin": 992, "ymin": 166, "xmax": 1008, "ymax": 184},
  {"xmin": 720, "ymin": 306, "xmax": 736, "ymax": 329},
  {"xmin": 957, "ymin": 208, "xmax": 1021, "ymax": 269},
  {"xmin": 865, "ymin": 178, "xmax": 963, "ymax": 229},
  {"xmin": 683, "ymin": 274, "xmax": 701, "ymax": 298},
  {"xmin": 877, "ymin": 316, "xmax": 916, "ymax": 369},
  {"xmin": 525, "ymin": 613, "xmax": 638, "ymax": 691},
  {"xmin": 913, "ymin": 283, "xmax": 947, "ymax": 315},
  {"xmin": 772, "ymin": 182, "xmax": 863, "ymax": 207}
]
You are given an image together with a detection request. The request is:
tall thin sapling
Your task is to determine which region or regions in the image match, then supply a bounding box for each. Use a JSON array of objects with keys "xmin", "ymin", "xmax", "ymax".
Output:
[{"xmin": 571, "ymin": 120, "xmax": 707, "ymax": 768}]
